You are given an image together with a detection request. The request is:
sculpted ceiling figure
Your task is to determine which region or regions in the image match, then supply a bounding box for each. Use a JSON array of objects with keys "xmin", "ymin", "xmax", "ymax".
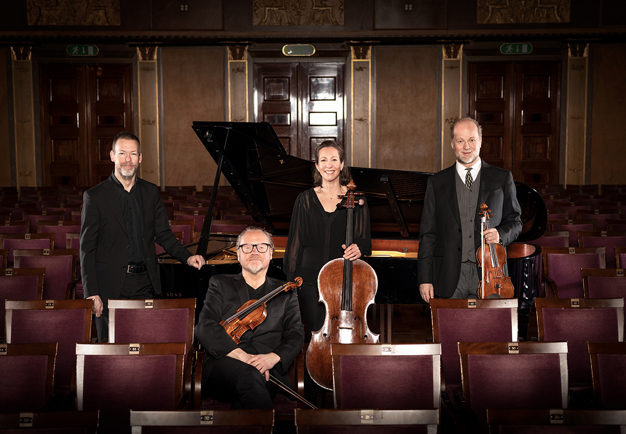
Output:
[{"xmin": 28, "ymin": 0, "xmax": 120, "ymax": 26}]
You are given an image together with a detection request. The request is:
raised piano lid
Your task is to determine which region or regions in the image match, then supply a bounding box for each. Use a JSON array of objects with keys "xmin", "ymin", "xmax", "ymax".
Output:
[{"xmin": 192, "ymin": 121, "xmax": 430, "ymax": 239}]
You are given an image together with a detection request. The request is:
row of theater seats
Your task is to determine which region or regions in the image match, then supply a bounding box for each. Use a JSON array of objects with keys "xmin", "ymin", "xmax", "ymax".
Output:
[{"xmin": 1, "ymin": 296, "xmax": 625, "ymax": 433}]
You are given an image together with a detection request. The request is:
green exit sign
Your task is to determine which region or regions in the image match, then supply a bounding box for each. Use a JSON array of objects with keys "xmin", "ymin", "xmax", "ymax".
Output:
[
  {"xmin": 500, "ymin": 43, "xmax": 533, "ymax": 55},
  {"xmin": 66, "ymin": 45, "xmax": 99, "ymax": 56}
]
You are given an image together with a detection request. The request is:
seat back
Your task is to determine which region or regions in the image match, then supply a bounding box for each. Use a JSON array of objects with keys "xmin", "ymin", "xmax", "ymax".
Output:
[
  {"xmin": 588, "ymin": 342, "xmax": 626, "ymax": 409},
  {"xmin": 617, "ymin": 247, "xmax": 626, "ymax": 269},
  {"xmin": 0, "ymin": 410, "xmax": 99, "ymax": 432},
  {"xmin": 0, "ymin": 221, "xmax": 30, "ymax": 234},
  {"xmin": 488, "ymin": 408, "xmax": 626, "ymax": 433},
  {"xmin": 0, "ymin": 342, "xmax": 57, "ymax": 412},
  {"xmin": 549, "ymin": 220, "xmax": 597, "ymax": 247},
  {"xmin": 0, "ymin": 248, "xmax": 7, "ymax": 268},
  {"xmin": 331, "ymin": 343, "xmax": 441, "ymax": 410},
  {"xmin": 535, "ymin": 298, "xmax": 624, "ymax": 388},
  {"xmin": 173, "ymin": 211, "xmax": 205, "ymax": 232},
  {"xmin": 168, "ymin": 220, "xmax": 194, "ymax": 245},
  {"xmin": 606, "ymin": 219, "xmax": 626, "ymax": 231},
  {"xmin": 23, "ymin": 212, "xmax": 66, "ymax": 232},
  {"xmin": 582, "ymin": 268, "xmax": 626, "ymax": 298},
  {"xmin": 430, "ymin": 298, "xmax": 517, "ymax": 393},
  {"xmin": 5, "ymin": 299, "xmax": 93, "ymax": 392},
  {"xmin": 0, "ymin": 234, "xmax": 55, "ymax": 266},
  {"xmin": 37, "ymin": 221, "xmax": 81, "ymax": 249},
  {"xmin": 0, "ymin": 267, "xmax": 45, "ymax": 341},
  {"xmin": 578, "ymin": 232, "xmax": 626, "ymax": 268},
  {"xmin": 458, "ymin": 341, "xmax": 569, "ymax": 430},
  {"xmin": 576, "ymin": 211, "xmax": 622, "ymax": 231},
  {"xmin": 76, "ymin": 342, "xmax": 186, "ymax": 431},
  {"xmin": 14, "ymin": 249, "xmax": 78, "ymax": 299},
  {"xmin": 532, "ymin": 231, "xmax": 569, "ymax": 248},
  {"xmin": 294, "ymin": 409, "xmax": 439, "ymax": 434},
  {"xmin": 542, "ymin": 247, "xmax": 605, "ymax": 298},
  {"xmin": 129, "ymin": 409, "xmax": 274, "ymax": 434}
]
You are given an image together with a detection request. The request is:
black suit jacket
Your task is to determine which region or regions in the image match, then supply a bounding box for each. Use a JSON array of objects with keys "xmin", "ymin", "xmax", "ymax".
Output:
[
  {"xmin": 80, "ymin": 175, "xmax": 192, "ymax": 307},
  {"xmin": 418, "ymin": 161, "xmax": 522, "ymax": 298},
  {"xmin": 195, "ymin": 273, "xmax": 304, "ymax": 381}
]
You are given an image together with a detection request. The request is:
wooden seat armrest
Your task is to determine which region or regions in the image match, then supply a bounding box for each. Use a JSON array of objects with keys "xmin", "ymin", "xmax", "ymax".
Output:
[
  {"xmin": 193, "ymin": 343, "xmax": 205, "ymax": 409},
  {"xmin": 543, "ymin": 276, "xmax": 560, "ymax": 298}
]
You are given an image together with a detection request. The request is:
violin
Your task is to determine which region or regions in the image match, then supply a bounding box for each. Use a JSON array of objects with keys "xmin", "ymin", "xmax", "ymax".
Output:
[
  {"xmin": 476, "ymin": 203, "xmax": 515, "ymax": 299},
  {"xmin": 220, "ymin": 277, "xmax": 303, "ymax": 343},
  {"xmin": 306, "ymin": 180, "xmax": 379, "ymax": 390},
  {"xmin": 219, "ymin": 276, "xmax": 317, "ymax": 409}
]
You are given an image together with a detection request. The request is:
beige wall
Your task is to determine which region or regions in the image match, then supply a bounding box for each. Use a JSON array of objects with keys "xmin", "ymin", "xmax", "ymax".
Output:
[
  {"xmin": 375, "ymin": 46, "xmax": 439, "ymax": 172},
  {"xmin": 590, "ymin": 44, "xmax": 626, "ymax": 185},
  {"xmin": 0, "ymin": 48, "xmax": 11, "ymax": 186},
  {"xmin": 161, "ymin": 47, "xmax": 225, "ymax": 189}
]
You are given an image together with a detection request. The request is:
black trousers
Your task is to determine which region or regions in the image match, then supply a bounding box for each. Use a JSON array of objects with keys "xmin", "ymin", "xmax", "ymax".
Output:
[
  {"xmin": 95, "ymin": 270, "xmax": 154, "ymax": 342},
  {"xmin": 202, "ymin": 356, "xmax": 282, "ymax": 409}
]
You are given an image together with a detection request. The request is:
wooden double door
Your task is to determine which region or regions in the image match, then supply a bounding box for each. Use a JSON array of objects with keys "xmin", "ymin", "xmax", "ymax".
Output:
[
  {"xmin": 468, "ymin": 61, "xmax": 561, "ymax": 184},
  {"xmin": 254, "ymin": 62, "xmax": 345, "ymax": 161},
  {"xmin": 40, "ymin": 63, "xmax": 134, "ymax": 187}
]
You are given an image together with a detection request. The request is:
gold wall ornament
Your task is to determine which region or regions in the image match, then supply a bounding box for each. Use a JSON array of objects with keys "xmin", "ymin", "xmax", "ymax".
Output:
[
  {"xmin": 442, "ymin": 44, "xmax": 463, "ymax": 60},
  {"xmin": 227, "ymin": 46, "xmax": 248, "ymax": 61},
  {"xmin": 253, "ymin": 0, "xmax": 344, "ymax": 26},
  {"xmin": 137, "ymin": 47, "xmax": 158, "ymax": 62},
  {"xmin": 477, "ymin": 0, "xmax": 570, "ymax": 24},
  {"xmin": 11, "ymin": 46, "xmax": 32, "ymax": 62},
  {"xmin": 351, "ymin": 45, "xmax": 371, "ymax": 60},
  {"xmin": 27, "ymin": 0, "xmax": 121, "ymax": 26},
  {"xmin": 568, "ymin": 43, "xmax": 589, "ymax": 58}
]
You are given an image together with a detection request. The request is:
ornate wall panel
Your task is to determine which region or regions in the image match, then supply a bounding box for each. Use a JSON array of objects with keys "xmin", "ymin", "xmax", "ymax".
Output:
[
  {"xmin": 253, "ymin": 0, "xmax": 344, "ymax": 25},
  {"xmin": 477, "ymin": 0, "xmax": 570, "ymax": 24},
  {"xmin": 374, "ymin": 0, "xmax": 446, "ymax": 29},
  {"xmin": 27, "ymin": 0, "xmax": 121, "ymax": 26},
  {"xmin": 137, "ymin": 47, "xmax": 160, "ymax": 186}
]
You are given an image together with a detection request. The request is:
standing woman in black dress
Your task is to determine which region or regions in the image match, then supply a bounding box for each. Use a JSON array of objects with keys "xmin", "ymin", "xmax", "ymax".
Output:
[{"xmin": 283, "ymin": 140, "xmax": 371, "ymax": 399}]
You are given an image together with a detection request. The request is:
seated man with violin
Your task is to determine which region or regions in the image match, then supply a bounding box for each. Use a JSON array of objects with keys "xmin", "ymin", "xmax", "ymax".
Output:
[
  {"xmin": 418, "ymin": 117, "xmax": 522, "ymax": 302},
  {"xmin": 195, "ymin": 226, "xmax": 305, "ymax": 409}
]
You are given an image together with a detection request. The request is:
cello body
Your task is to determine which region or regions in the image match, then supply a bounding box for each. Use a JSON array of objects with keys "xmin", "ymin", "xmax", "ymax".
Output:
[{"xmin": 306, "ymin": 257, "xmax": 379, "ymax": 390}]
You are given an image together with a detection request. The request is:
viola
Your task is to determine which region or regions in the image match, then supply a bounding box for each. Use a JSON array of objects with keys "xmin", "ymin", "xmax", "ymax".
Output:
[
  {"xmin": 220, "ymin": 277, "xmax": 303, "ymax": 343},
  {"xmin": 476, "ymin": 203, "xmax": 515, "ymax": 299},
  {"xmin": 306, "ymin": 180, "xmax": 379, "ymax": 390}
]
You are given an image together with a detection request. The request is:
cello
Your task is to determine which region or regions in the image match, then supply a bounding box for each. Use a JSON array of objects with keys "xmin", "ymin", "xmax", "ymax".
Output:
[
  {"xmin": 477, "ymin": 203, "xmax": 515, "ymax": 299},
  {"xmin": 306, "ymin": 180, "xmax": 379, "ymax": 390}
]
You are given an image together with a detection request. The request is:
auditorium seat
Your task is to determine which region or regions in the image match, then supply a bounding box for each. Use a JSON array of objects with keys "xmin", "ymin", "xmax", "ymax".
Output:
[
  {"xmin": 37, "ymin": 221, "xmax": 81, "ymax": 249},
  {"xmin": 617, "ymin": 247, "xmax": 626, "ymax": 268},
  {"xmin": 14, "ymin": 248, "xmax": 78, "ymax": 299},
  {"xmin": 588, "ymin": 341, "xmax": 626, "ymax": 409},
  {"xmin": 0, "ymin": 267, "xmax": 45, "ymax": 342},
  {"xmin": 0, "ymin": 342, "xmax": 57, "ymax": 412},
  {"xmin": 155, "ymin": 231, "xmax": 184, "ymax": 255},
  {"xmin": 173, "ymin": 210, "xmax": 205, "ymax": 232},
  {"xmin": 330, "ymin": 343, "xmax": 441, "ymax": 410},
  {"xmin": 130, "ymin": 409, "xmax": 274, "ymax": 434},
  {"xmin": 531, "ymin": 231, "xmax": 569, "ymax": 248},
  {"xmin": 0, "ymin": 410, "xmax": 99, "ymax": 432},
  {"xmin": 549, "ymin": 219, "xmax": 596, "ymax": 247},
  {"xmin": 457, "ymin": 341, "xmax": 569, "ymax": 431},
  {"xmin": 576, "ymin": 211, "xmax": 621, "ymax": 232},
  {"xmin": 5, "ymin": 299, "xmax": 93, "ymax": 396},
  {"xmin": 606, "ymin": 219, "xmax": 626, "ymax": 231},
  {"xmin": 430, "ymin": 298, "xmax": 518, "ymax": 395},
  {"xmin": 294, "ymin": 409, "xmax": 439, "ymax": 434},
  {"xmin": 0, "ymin": 220, "xmax": 30, "ymax": 234},
  {"xmin": 582, "ymin": 268, "xmax": 626, "ymax": 298},
  {"xmin": 541, "ymin": 247, "xmax": 605, "ymax": 298},
  {"xmin": 487, "ymin": 408, "xmax": 626, "ymax": 433},
  {"xmin": 22, "ymin": 211, "xmax": 66, "ymax": 232},
  {"xmin": 0, "ymin": 248, "xmax": 7, "ymax": 268},
  {"xmin": 76, "ymin": 342, "xmax": 188, "ymax": 433},
  {"xmin": 169, "ymin": 220, "xmax": 195, "ymax": 245},
  {"xmin": 535, "ymin": 297, "xmax": 624, "ymax": 393},
  {"xmin": 578, "ymin": 231, "xmax": 626, "ymax": 269},
  {"xmin": 0, "ymin": 233, "xmax": 55, "ymax": 267}
]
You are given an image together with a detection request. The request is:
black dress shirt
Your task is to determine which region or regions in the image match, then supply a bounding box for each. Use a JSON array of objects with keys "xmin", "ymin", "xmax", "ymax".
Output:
[{"xmin": 110, "ymin": 172, "xmax": 145, "ymax": 265}]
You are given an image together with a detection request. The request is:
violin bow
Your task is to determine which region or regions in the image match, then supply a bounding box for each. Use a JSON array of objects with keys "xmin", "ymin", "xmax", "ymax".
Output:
[{"xmin": 269, "ymin": 374, "xmax": 318, "ymax": 409}]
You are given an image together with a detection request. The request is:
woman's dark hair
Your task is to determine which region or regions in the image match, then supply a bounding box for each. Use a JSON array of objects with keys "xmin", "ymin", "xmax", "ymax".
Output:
[{"xmin": 312, "ymin": 140, "xmax": 351, "ymax": 187}]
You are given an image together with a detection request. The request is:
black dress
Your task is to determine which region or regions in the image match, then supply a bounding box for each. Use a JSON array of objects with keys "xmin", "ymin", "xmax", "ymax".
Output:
[{"xmin": 283, "ymin": 188, "xmax": 372, "ymax": 333}]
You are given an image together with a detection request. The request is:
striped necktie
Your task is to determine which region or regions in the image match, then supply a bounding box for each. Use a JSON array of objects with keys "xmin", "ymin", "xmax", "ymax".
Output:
[{"xmin": 465, "ymin": 168, "xmax": 473, "ymax": 189}]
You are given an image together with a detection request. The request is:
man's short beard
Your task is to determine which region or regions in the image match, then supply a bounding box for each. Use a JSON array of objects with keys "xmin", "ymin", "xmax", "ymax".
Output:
[
  {"xmin": 118, "ymin": 165, "xmax": 137, "ymax": 180},
  {"xmin": 456, "ymin": 154, "xmax": 478, "ymax": 165}
]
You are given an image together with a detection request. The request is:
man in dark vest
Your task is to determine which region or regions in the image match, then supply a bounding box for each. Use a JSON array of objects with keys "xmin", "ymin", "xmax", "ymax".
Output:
[{"xmin": 418, "ymin": 117, "xmax": 522, "ymax": 302}]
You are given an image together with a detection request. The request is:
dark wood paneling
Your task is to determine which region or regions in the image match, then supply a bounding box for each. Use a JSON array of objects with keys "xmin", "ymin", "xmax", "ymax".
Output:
[
  {"xmin": 374, "ymin": 0, "xmax": 446, "ymax": 29},
  {"xmin": 152, "ymin": 0, "xmax": 223, "ymax": 30}
]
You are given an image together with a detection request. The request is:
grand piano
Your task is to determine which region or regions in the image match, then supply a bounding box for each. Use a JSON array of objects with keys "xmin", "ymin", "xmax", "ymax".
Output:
[{"xmin": 159, "ymin": 122, "xmax": 547, "ymax": 340}]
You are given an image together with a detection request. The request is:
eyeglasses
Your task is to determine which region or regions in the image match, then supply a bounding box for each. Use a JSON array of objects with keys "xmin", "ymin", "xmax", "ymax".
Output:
[{"xmin": 238, "ymin": 243, "xmax": 271, "ymax": 253}]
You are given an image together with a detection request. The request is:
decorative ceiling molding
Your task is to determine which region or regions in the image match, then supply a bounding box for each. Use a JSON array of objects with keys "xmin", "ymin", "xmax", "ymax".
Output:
[
  {"xmin": 477, "ymin": 0, "xmax": 570, "ymax": 24},
  {"xmin": 253, "ymin": 0, "xmax": 344, "ymax": 26},
  {"xmin": 27, "ymin": 0, "xmax": 120, "ymax": 26}
]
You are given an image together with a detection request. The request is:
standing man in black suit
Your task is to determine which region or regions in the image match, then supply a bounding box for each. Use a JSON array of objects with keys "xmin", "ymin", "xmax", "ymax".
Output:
[
  {"xmin": 195, "ymin": 226, "xmax": 304, "ymax": 409},
  {"xmin": 80, "ymin": 131, "xmax": 205, "ymax": 342},
  {"xmin": 418, "ymin": 117, "xmax": 522, "ymax": 302}
]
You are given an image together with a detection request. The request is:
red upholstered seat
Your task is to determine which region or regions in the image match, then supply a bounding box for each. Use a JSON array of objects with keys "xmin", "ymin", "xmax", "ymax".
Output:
[
  {"xmin": 169, "ymin": 219, "xmax": 195, "ymax": 245},
  {"xmin": 0, "ymin": 234, "xmax": 54, "ymax": 267},
  {"xmin": 536, "ymin": 298, "xmax": 624, "ymax": 390},
  {"xmin": 22, "ymin": 212, "xmax": 65, "ymax": 233},
  {"xmin": 37, "ymin": 221, "xmax": 81, "ymax": 249},
  {"xmin": 76, "ymin": 342, "xmax": 187, "ymax": 433},
  {"xmin": 582, "ymin": 268, "xmax": 626, "ymax": 298},
  {"xmin": 0, "ymin": 267, "xmax": 45, "ymax": 341},
  {"xmin": 0, "ymin": 248, "xmax": 7, "ymax": 268},
  {"xmin": 488, "ymin": 408, "xmax": 626, "ymax": 433},
  {"xmin": 173, "ymin": 210, "xmax": 206, "ymax": 232},
  {"xmin": 458, "ymin": 341, "xmax": 569, "ymax": 431},
  {"xmin": 331, "ymin": 343, "xmax": 441, "ymax": 410},
  {"xmin": 294, "ymin": 409, "xmax": 439, "ymax": 434},
  {"xmin": 541, "ymin": 247, "xmax": 606, "ymax": 298},
  {"xmin": 130, "ymin": 409, "xmax": 274, "ymax": 434},
  {"xmin": 532, "ymin": 231, "xmax": 569, "ymax": 248},
  {"xmin": 0, "ymin": 410, "xmax": 99, "ymax": 432},
  {"xmin": 578, "ymin": 232, "xmax": 626, "ymax": 269},
  {"xmin": 0, "ymin": 221, "xmax": 30, "ymax": 234},
  {"xmin": 5, "ymin": 299, "xmax": 93, "ymax": 394},
  {"xmin": 576, "ymin": 211, "xmax": 621, "ymax": 231},
  {"xmin": 588, "ymin": 342, "xmax": 626, "ymax": 409},
  {"xmin": 0, "ymin": 342, "xmax": 57, "ymax": 412},
  {"xmin": 549, "ymin": 220, "xmax": 596, "ymax": 247},
  {"xmin": 617, "ymin": 247, "xmax": 626, "ymax": 268},
  {"xmin": 430, "ymin": 298, "xmax": 517, "ymax": 395},
  {"xmin": 14, "ymin": 248, "xmax": 78, "ymax": 299}
]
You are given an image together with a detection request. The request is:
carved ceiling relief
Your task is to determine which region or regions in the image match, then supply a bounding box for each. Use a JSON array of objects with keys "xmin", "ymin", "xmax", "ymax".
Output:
[
  {"xmin": 477, "ymin": 0, "xmax": 570, "ymax": 24},
  {"xmin": 27, "ymin": 0, "xmax": 120, "ymax": 26},
  {"xmin": 253, "ymin": 0, "xmax": 344, "ymax": 26}
]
